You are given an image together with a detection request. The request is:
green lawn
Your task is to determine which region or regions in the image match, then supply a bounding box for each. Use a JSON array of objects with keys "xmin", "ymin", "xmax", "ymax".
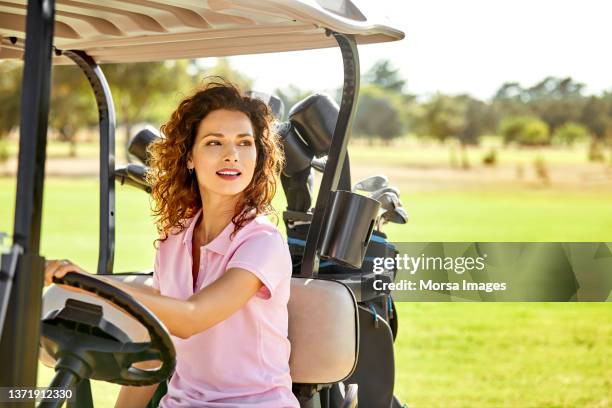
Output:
[
  {"xmin": 1, "ymin": 177, "xmax": 611, "ymax": 407},
  {"xmin": 382, "ymin": 189, "xmax": 612, "ymax": 241},
  {"xmin": 393, "ymin": 302, "xmax": 611, "ymax": 408},
  {"xmin": 349, "ymin": 137, "xmax": 607, "ymax": 166}
]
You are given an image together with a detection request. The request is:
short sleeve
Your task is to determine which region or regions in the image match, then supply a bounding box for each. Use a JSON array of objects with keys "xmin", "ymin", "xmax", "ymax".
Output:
[
  {"xmin": 226, "ymin": 229, "xmax": 290, "ymax": 300},
  {"xmin": 151, "ymin": 248, "xmax": 161, "ymax": 291}
]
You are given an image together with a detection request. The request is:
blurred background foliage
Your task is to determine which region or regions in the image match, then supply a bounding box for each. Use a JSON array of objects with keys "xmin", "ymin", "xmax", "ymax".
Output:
[
  {"xmin": 2, "ymin": 58, "xmax": 611, "ymax": 159},
  {"xmin": 0, "ymin": 58, "xmax": 253, "ymax": 161}
]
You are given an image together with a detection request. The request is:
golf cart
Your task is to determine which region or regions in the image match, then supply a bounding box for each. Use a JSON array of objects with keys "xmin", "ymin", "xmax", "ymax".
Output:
[{"xmin": 0, "ymin": 1, "xmax": 405, "ymax": 407}]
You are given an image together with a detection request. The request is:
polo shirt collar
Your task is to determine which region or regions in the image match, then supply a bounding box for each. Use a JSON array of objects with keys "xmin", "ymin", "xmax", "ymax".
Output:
[{"xmin": 181, "ymin": 208, "xmax": 254, "ymax": 255}]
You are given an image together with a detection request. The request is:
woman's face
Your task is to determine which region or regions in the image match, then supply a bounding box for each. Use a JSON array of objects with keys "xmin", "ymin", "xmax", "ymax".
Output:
[{"xmin": 188, "ymin": 109, "xmax": 257, "ymax": 199}]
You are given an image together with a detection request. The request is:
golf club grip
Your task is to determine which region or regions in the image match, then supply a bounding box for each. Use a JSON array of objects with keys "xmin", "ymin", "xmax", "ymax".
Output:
[
  {"xmin": 115, "ymin": 166, "xmax": 152, "ymax": 193},
  {"xmin": 126, "ymin": 164, "xmax": 150, "ymax": 185},
  {"xmin": 128, "ymin": 127, "xmax": 160, "ymax": 165}
]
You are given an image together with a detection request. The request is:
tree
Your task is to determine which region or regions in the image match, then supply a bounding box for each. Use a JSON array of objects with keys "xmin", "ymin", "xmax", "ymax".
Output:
[
  {"xmin": 499, "ymin": 116, "xmax": 528, "ymax": 145},
  {"xmin": 580, "ymin": 93, "xmax": 612, "ymax": 162},
  {"xmin": 102, "ymin": 60, "xmax": 201, "ymax": 161},
  {"xmin": 364, "ymin": 59, "xmax": 406, "ymax": 93},
  {"xmin": 0, "ymin": 61, "xmax": 22, "ymax": 163},
  {"xmin": 49, "ymin": 65, "xmax": 97, "ymax": 156},
  {"xmin": 520, "ymin": 119, "xmax": 550, "ymax": 146},
  {"xmin": 580, "ymin": 95, "xmax": 611, "ymax": 140},
  {"xmin": 419, "ymin": 93, "xmax": 467, "ymax": 142},
  {"xmin": 526, "ymin": 77, "xmax": 585, "ymax": 132},
  {"xmin": 525, "ymin": 76, "xmax": 585, "ymax": 101},
  {"xmin": 103, "ymin": 58, "xmax": 255, "ymax": 161},
  {"xmin": 353, "ymin": 85, "xmax": 404, "ymax": 144},
  {"xmin": 457, "ymin": 95, "xmax": 498, "ymax": 145},
  {"xmin": 552, "ymin": 122, "xmax": 589, "ymax": 146},
  {"xmin": 0, "ymin": 61, "xmax": 21, "ymax": 138},
  {"xmin": 531, "ymin": 96, "xmax": 585, "ymax": 134},
  {"xmin": 417, "ymin": 94, "xmax": 474, "ymax": 168},
  {"xmin": 494, "ymin": 82, "xmax": 524, "ymax": 101},
  {"xmin": 499, "ymin": 116, "xmax": 550, "ymax": 146},
  {"xmin": 492, "ymin": 77, "xmax": 587, "ymax": 133}
]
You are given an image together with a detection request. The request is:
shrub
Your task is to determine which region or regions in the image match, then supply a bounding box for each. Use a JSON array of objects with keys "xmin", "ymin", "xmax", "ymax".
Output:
[
  {"xmin": 552, "ymin": 122, "xmax": 590, "ymax": 146},
  {"xmin": 499, "ymin": 116, "xmax": 550, "ymax": 146},
  {"xmin": 482, "ymin": 148, "xmax": 498, "ymax": 166},
  {"xmin": 519, "ymin": 119, "xmax": 550, "ymax": 146},
  {"xmin": 499, "ymin": 116, "xmax": 530, "ymax": 144}
]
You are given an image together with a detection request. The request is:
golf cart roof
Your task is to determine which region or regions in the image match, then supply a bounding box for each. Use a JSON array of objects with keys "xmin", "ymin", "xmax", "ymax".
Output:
[{"xmin": 0, "ymin": 0, "xmax": 404, "ymax": 63}]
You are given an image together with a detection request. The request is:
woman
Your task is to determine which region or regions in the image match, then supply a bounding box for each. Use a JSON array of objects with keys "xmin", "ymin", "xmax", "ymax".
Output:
[{"xmin": 44, "ymin": 81, "xmax": 299, "ymax": 408}]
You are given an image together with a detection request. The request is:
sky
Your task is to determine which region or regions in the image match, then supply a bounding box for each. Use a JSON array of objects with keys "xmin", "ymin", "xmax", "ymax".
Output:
[{"xmin": 199, "ymin": 0, "xmax": 611, "ymax": 101}]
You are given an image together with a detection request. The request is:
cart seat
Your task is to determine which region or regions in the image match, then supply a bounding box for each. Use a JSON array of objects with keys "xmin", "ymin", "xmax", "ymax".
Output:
[{"xmin": 40, "ymin": 274, "xmax": 359, "ymax": 385}]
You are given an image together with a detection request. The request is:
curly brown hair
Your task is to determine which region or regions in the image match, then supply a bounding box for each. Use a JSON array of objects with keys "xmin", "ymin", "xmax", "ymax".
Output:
[{"xmin": 146, "ymin": 79, "xmax": 284, "ymax": 246}]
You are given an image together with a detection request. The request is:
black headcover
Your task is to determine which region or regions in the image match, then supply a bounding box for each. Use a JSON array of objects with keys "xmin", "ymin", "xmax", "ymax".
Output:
[
  {"xmin": 275, "ymin": 122, "xmax": 314, "ymax": 176},
  {"xmin": 288, "ymin": 93, "xmax": 339, "ymax": 157},
  {"xmin": 128, "ymin": 126, "xmax": 161, "ymax": 166}
]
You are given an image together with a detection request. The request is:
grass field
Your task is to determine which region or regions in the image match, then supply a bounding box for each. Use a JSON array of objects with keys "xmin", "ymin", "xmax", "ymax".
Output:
[{"xmin": 1, "ymin": 139, "xmax": 611, "ymax": 408}]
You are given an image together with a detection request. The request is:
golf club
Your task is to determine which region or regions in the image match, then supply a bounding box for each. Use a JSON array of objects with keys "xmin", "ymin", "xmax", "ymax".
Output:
[
  {"xmin": 352, "ymin": 175, "xmax": 388, "ymax": 192},
  {"xmin": 377, "ymin": 206, "xmax": 408, "ymax": 232},
  {"xmin": 382, "ymin": 206, "xmax": 408, "ymax": 224},
  {"xmin": 369, "ymin": 186, "xmax": 400, "ymax": 201},
  {"xmin": 311, "ymin": 156, "xmax": 327, "ymax": 172},
  {"xmin": 376, "ymin": 191, "xmax": 400, "ymax": 212}
]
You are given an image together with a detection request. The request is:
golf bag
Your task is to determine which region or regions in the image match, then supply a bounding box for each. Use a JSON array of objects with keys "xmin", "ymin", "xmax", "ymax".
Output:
[{"xmin": 279, "ymin": 92, "xmax": 404, "ymax": 407}]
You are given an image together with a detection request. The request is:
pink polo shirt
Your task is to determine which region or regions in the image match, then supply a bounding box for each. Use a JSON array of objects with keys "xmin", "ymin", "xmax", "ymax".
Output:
[{"xmin": 152, "ymin": 208, "xmax": 299, "ymax": 408}]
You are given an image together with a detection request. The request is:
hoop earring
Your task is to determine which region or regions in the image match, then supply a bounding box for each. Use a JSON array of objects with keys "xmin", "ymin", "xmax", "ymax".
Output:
[{"xmin": 188, "ymin": 168, "xmax": 194, "ymax": 175}]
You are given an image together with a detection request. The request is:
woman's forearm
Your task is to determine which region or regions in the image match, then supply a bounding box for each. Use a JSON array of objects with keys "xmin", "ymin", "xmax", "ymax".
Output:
[
  {"xmin": 96, "ymin": 275, "xmax": 159, "ymax": 296},
  {"xmin": 83, "ymin": 269, "xmax": 262, "ymax": 340},
  {"xmin": 124, "ymin": 289, "xmax": 196, "ymax": 339},
  {"xmin": 73, "ymin": 274, "xmax": 194, "ymax": 339},
  {"xmin": 46, "ymin": 264, "xmax": 196, "ymax": 339}
]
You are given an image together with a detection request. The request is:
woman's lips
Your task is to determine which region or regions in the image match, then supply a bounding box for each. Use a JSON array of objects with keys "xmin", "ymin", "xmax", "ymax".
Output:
[
  {"xmin": 216, "ymin": 173, "xmax": 240, "ymax": 181},
  {"xmin": 216, "ymin": 170, "xmax": 241, "ymax": 181}
]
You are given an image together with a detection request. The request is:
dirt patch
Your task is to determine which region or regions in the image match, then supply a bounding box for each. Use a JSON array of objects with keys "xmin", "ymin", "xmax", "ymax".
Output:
[
  {"xmin": 350, "ymin": 162, "xmax": 612, "ymax": 193},
  {"xmin": 0, "ymin": 157, "xmax": 102, "ymax": 177}
]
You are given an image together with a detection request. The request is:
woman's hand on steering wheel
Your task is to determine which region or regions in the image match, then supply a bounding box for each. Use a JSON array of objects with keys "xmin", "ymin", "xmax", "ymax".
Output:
[
  {"xmin": 40, "ymin": 260, "xmax": 177, "ymax": 386},
  {"xmin": 44, "ymin": 259, "xmax": 88, "ymax": 287}
]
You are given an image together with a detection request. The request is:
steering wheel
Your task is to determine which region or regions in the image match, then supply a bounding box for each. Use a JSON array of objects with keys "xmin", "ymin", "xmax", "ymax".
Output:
[{"xmin": 41, "ymin": 272, "xmax": 175, "ymax": 386}]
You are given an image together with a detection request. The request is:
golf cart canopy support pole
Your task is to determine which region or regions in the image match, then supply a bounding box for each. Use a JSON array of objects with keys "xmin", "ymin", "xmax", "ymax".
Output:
[
  {"xmin": 0, "ymin": 0, "xmax": 56, "ymax": 396},
  {"xmin": 299, "ymin": 31, "xmax": 359, "ymax": 278},
  {"xmin": 60, "ymin": 50, "xmax": 116, "ymax": 276}
]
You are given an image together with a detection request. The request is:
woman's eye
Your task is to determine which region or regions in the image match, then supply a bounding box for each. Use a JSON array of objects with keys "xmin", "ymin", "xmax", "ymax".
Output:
[{"xmin": 205, "ymin": 139, "xmax": 252, "ymax": 146}]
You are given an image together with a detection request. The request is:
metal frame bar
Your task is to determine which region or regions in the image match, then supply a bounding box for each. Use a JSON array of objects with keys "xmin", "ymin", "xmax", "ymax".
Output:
[
  {"xmin": 0, "ymin": 16, "xmax": 114, "ymax": 407},
  {"xmin": 0, "ymin": 0, "xmax": 56, "ymax": 396},
  {"xmin": 299, "ymin": 31, "xmax": 360, "ymax": 278},
  {"xmin": 42, "ymin": 48, "xmax": 116, "ymax": 408},
  {"xmin": 61, "ymin": 50, "xmax": 116, "ymax": 275}
]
